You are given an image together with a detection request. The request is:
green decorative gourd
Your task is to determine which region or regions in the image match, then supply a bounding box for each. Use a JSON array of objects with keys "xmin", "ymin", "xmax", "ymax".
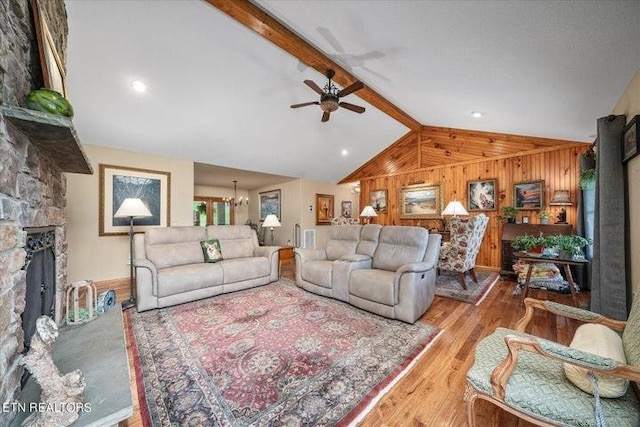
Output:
[{"xmin": 26, "ymin": 88, "xmax": 74, "ymax": 118}]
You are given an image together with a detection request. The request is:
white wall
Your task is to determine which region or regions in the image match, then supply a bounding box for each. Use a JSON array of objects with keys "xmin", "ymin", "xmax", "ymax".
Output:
[
  {"xmin": 66, "ymin": 144, "xmax": 194, "ymax": 283},
  {"xmin": 249, "ymin": 179, "xmax": 359, "ymax": 248},
  {"xmin": 612, "ymin": 69, "xmax": 640, "ymax": 295}
]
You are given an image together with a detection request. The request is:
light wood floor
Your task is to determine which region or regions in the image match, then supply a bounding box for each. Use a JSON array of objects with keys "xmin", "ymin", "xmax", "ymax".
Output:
[{"xmin": 120, "ymin": 272, "xmax": 588, "ymax": 426}]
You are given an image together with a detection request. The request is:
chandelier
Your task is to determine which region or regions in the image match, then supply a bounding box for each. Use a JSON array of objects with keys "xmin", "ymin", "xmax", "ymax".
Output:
[{"xmin": 232, "ymin": 180, "xmax": 247, "ymax": 207}]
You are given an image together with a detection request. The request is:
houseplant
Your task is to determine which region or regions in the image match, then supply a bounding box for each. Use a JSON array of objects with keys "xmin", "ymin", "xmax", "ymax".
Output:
[
  {"xmin": 511, "ymin": 234, "xmax": 546, "ymax": 253},
  {"xmin": 498, "ymin": 206, "xmax": 517, "ymax": 223},
  {"xmin": 545, "ymin": 234, "xmax": 592, "ymax": 259},
  {"xmin": 579, "ymin": 168, "xmax": 596, "ymax": 190},
  {"xmin": 537, "ymin": 208, "xmax": 553, "ymax": 225}
]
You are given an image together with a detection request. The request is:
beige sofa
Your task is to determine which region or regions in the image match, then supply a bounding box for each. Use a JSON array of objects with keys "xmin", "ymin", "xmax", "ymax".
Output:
[
  {"xmin": 133, "ymin": 225, "xmax": 279, "ymax": 312},
  {"xmin": 295, "ymin": 225, "xmax": 441, "ymax": 323}
]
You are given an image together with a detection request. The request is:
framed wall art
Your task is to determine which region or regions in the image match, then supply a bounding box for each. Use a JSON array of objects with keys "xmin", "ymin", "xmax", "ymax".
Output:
[
  {"xmin": 623, "ymin": 115, "xmax": 639, "ymax": 163},
  {"xmin": 32, "ymin": 0, "xmax": 67, "ymax": 97},
  {"xmin": 99, "ymin": 164, "xmax": 171, "ymax": 236},
  {"xmin": 259, "ymin": 189, "xmax": 281, "ymax": 221},
  {"xmin": 370, "ymin": 189, "xmax": 387, "ymax": 213},
  {"xmin": 467, "ymin": 179, "xmax": 497, "ymax": 211},
  {"xmin": 399, "ymin": 183, "xmax": 443, "ymax": 219},
  {"xmin": 341, "ymin": 201, "xmax": 352, "ymax": 218},
  {"xmin": 514, "ymin": 180, "xmax": 544, "ymax": 210},
  {"xmin": 316, "ymin": 194, "xmax": 334, "ymax": 225}
]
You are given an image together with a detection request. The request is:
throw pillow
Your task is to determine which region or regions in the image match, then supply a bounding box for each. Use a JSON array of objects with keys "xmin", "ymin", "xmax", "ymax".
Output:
[
  {"xmin": 200, "ymin": 239, "xmax": 223, "ymax": 263},
  {"xmin": 564, "ymin": 323, "xmax": 629, "ymax": 398}
]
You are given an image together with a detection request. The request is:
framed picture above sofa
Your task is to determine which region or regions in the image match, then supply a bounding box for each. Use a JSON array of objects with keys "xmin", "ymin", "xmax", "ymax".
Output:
[
  {"xmin": 399, "ymin": 183, "xmax": 443, "ymax": 219},
  {"xmin": 99, "ymin": 164, "xmax": 171, "ymax": 236},
  {"xmin": 259, "ymin": 189, "xmax": 281, "ymax": 221},
  {"xmin": 316, "ymin": 194, "xmax": 334, "ymax": 225}
]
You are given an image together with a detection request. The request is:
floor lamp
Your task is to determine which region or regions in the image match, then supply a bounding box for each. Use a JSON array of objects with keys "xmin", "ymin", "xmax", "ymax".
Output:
[
  {"xmin": 262, "ymin": 214, "xmax": 281, "ymax": 246},
  {"xmin": 114, "ymin": 198, "xmax": 152, "ymax": 310}
]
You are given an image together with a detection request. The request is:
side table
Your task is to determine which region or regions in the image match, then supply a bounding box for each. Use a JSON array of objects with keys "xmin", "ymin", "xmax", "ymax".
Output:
[
  {"xmin": 514, "ymin": 252, "xmax": 588, "ymax": 307},
  {"xmin": 278, "ymin": 246, "xmax": 295, "ymax": 277}
]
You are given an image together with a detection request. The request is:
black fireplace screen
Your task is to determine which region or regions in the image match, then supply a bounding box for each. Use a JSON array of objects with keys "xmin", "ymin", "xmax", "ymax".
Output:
[{"xmin": 22, "ymin": 229, "xmax": 56, "ymax": 353}]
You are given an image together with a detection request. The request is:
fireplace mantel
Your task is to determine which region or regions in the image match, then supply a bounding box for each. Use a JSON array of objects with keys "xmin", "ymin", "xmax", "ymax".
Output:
[{"xmin": 2, "ymin": 106, "xmax": 93, "ymax": 174}]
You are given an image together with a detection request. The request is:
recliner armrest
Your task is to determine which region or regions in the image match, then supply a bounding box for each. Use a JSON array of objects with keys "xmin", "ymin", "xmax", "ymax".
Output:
[
  {"xmin": 294, "ymin": 248, "xmax": 327, "ymax": 263},
  {"xmin": 133, "ymin": 258, "xmax": 158, "ymax": 295}
]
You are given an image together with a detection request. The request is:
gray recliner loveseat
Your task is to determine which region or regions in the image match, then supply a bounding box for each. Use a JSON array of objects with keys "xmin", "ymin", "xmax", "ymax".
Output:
[
  {"xmin": 133, "ymin": 225, "xmax": 279, "ymax": 311},
  {"xmin": 295, "ymin": 225, "xmax": 441, "ymax": 323}
]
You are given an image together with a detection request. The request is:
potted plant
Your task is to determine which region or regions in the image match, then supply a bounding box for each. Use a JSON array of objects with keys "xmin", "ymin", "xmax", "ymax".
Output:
[
  {"xmin": 545, "ymin": 234, "xmax": 592, "ymax": 259},
  {"xmin": 511, "ymin": 234, "xmax": 546, "ymax": 253},
  {"xmin": 498, "ymin": 206, "xmax": 517, "ymax": 223},
  {"xmin": 537, "ymin": 208, "xmax": 553, "ymax": 225},
  {"xmin": 579, "ymin": 168, "xmax": 596, "ymax": 190}
]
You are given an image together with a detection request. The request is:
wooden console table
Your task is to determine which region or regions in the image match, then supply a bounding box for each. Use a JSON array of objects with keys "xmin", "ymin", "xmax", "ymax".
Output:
[
  {"xmin": 501, "ymin": 223, "xmax": 572, "ymax": 276},
  {"xmin": 514, "ymin": 252, "xmax": 588, "ymax": 307},
  {"xmin": 278, "ymin": 246, "xmax": 295, "ymax": 277}
]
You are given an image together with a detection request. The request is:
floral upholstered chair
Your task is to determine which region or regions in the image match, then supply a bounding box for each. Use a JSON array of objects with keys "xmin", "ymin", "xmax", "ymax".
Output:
[
  {"xmin": 437, "ymin": 214, "xmax": 488, "ymax": 289},
  {"xmin": 465, "ymin": 296, "xmax": 640, "ymax": 426}
]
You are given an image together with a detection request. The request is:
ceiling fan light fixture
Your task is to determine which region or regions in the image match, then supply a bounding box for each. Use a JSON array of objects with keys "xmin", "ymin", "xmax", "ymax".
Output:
[{"xmin": 320, "ymin": 95, "xmax": 339, "ymax": 112}]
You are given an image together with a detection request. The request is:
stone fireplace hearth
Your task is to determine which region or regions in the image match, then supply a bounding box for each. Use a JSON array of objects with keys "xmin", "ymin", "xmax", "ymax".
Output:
[{"xmin": 0, "ymin": 1, "xmax": 93, "ymax": 425}]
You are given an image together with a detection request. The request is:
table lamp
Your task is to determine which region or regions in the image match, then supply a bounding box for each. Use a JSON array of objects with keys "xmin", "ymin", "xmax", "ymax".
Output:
[
  {"xmin": 360, "ymin": 205, "xmax": 377, "ymax": 224},
  {"xmin": 262, "ymin": 214, "xmax": 281, "ymax": 246},
  {"xmin": 441, "ymin": 200, "xmax": 469, "ymax": 229}
]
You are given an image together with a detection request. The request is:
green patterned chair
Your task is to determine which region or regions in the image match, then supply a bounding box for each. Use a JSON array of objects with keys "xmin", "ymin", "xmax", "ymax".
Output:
[{"xmin": 465, "ymin": 297, "xmax": 640, "ymax": 426}]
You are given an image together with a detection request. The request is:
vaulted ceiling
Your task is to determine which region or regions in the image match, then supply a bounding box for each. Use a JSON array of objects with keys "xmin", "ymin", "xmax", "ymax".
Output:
[{"xmin": 65, "ymin": 1, "xmax": 640, "ymax": 188}]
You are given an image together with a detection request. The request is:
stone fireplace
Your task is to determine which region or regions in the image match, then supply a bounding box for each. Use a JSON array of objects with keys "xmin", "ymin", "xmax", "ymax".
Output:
[{"xmin": 0, "ymin": 1, "xmax": 80, "ymax": 424}]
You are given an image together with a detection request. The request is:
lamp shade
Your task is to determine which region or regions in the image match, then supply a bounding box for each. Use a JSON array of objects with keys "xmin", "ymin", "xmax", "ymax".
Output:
[
  {"xmin": 114, "ymin": 198, "xmax": 152, "ymax": 218},
  {"xmin": 262, "ymin": 214, "xmax": 281, "ymax": 228},
  {"xmin": 360, "ymin": 206, "xmax": 378, "ymax": 217},
  {"xmin": 442, "ymin": 200, "xmax": 469, "ymax": 216},
  {"xmin": 549, "ymin": 190, "xmax": 573, "ymax": 206}
]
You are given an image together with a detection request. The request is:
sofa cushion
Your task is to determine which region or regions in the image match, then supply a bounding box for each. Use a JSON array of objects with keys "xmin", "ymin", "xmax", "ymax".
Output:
[
  {"xmin": 325, "ymin": 225, "xmax": 361, "ymax": 260},
  {"xmin": 301, "ymin": 260, "xmax": 334, "ymax": 289},
  {"xmin": 145, "ymin": 226, "xmax": 207, "ymax": 269},
  {"xmin": 157, "ymin": 263, "xmax": 223, "ymax": 297},
  {"xmin": 207, "ymin": 225, "xmax": 256, "ymax": 259},
  {"xmin": 201, "ymin": 239, "xmax": 223, "ymax": 263},
  {"xmin": 220, "ymin": 257, "xmax": 270, "ymax": 283},
  {"xmin": 349, "ymin": 269, "xmax": 396, "ymax": 306},
  {"xmin": 564, "ymin": 323, "xmax": 629, "ymax": 398},
  {"xmin": 372, "ymin": 226, "xmax": 428, "ymax": 271},
  {"xmin": 357, "ymin": 224, "xmax": 382, "ymax": 257}
]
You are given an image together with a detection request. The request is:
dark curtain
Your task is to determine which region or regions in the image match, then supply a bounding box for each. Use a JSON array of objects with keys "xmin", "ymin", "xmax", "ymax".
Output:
[
  {"xmin": 591, "ymin": 115, "xmax": 627, "ymax": 320},
  {"xmin": 576, "ymin": 153, "xmax": 595, "ymax": 289}
]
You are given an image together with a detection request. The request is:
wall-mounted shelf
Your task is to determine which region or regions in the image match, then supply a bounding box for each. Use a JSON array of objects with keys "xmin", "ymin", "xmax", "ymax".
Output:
[{"xmin": 2, "ymin": 106, "xmax": 93, "ymax": 174}]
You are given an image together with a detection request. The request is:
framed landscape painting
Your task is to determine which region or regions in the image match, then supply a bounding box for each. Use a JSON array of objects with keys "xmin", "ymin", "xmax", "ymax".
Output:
[
  {"xmin": 316, "ymin": 194, "xmax": 334, "ymax": 225},
  {"xmin": 514, "ymin": 180, "xmax": 544, "ymax": 210},
  {"xmin": 399, "ymin": 183, "xmax": 443, "ymax": 219},
  {"xmin": 259, "ymin": 189, "xmax": 281, "ymax": 221},
  {"xmin": 467, "ymin": 179, "xmax": 497, "ymax": 211},
  {"xmin": 99, "ymin": 164, "xmax": 171, "ymax": 236},
  {"xmin": 370, "ymin": 189, "xmax": 387, "ymax": 213}
]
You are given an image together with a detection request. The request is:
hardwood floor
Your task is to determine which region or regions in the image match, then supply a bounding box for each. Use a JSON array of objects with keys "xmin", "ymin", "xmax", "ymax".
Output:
[{"xmin": 120, "ymin": 273, "xmax": 588, "ymax": 426}]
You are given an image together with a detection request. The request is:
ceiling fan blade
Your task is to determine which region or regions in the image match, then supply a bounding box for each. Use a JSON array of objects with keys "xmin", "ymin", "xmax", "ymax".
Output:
[
  {"xmin": 304, "ymin": 80, "xmax": 325, "ymax": 95},
  {"xmin": 321, "ymin": 111, "xmax": 330, "ymax": 122},
  {"xmin": 338, "ymin": 80, "xmax": 364, "ymax": 98},
  {"xmin": 339, "ymin": 102, "xmax": 365, "ymax": 114},
  {"xmin": 290, "ymin": 101, "xmax": 319, "ymax": 109},
  {"xmin": 317, "ymin": 26, "xmax": 345, "ymax": 54}
]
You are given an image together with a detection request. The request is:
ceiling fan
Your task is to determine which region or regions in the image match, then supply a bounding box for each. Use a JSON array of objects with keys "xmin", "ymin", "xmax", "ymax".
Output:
[{"xmin": 290, "ymin": 70, "xmax": 365, "ymax": 122}]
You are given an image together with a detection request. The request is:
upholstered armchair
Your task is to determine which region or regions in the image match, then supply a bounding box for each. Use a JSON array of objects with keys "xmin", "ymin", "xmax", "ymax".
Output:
[
  {"xmin": 438, "ymin": 214, "xmax": 488, "ymax": 289},
  {"xmin": 465, "ymin": 296, "xmax": 640, "ymax": 426}
]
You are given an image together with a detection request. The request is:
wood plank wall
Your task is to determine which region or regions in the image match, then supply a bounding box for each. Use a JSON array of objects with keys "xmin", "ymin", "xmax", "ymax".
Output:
[{"xmin": 359, "ymin": 145, "xmax": 588, "ymax": 269}]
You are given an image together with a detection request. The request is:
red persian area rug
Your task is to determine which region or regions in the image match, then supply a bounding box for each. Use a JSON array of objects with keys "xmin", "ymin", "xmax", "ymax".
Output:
[{"xmin": 126, "ymin": 280, "xmax": 441, "ymax": 426}]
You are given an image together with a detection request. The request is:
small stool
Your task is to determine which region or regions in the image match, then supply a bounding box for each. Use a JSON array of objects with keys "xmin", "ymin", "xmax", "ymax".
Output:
[{"xmin": 65, "ymin": 280, "xmax": 98, "ymax": 325}]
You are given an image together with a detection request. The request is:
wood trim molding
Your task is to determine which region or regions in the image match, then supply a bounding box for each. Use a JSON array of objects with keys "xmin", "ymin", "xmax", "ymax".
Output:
[{"xmin": 205, "ymin": 0, "xmax": 421, "ymax": 131}]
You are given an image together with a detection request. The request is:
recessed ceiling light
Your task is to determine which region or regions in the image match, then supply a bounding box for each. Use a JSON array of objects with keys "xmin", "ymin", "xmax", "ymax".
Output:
[
  {"xmin": 130, "ymin": 80, "xmax": 147, "ymax": 93},
  {"xmin": 341, "ymin": 149, "xmax": 348, "ymax": 156},
  {"xmin": 471, "ymin": 111, "xmax": 483, "ymax": 118}
]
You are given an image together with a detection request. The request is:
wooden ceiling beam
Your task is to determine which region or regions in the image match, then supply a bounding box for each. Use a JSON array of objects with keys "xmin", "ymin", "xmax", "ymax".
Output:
[{"xmin": 205, "ymin": 0, "xmax": 421, "ymax": 131}]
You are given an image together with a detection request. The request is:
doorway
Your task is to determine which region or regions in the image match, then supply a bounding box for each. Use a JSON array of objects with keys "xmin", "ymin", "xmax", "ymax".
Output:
[{"xmin": 193, "ymin": 197, "xmax": 234, "ymax": 226}]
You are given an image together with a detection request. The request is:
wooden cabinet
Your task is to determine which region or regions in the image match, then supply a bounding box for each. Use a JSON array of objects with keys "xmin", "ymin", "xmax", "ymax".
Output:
[
  {"xmin": 501, "ymin": 223, "xmax": 572, "ymax": 275},
  {"xmin": 278, "ymin": 246, "xmax": 295, "ymax": 278}
]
